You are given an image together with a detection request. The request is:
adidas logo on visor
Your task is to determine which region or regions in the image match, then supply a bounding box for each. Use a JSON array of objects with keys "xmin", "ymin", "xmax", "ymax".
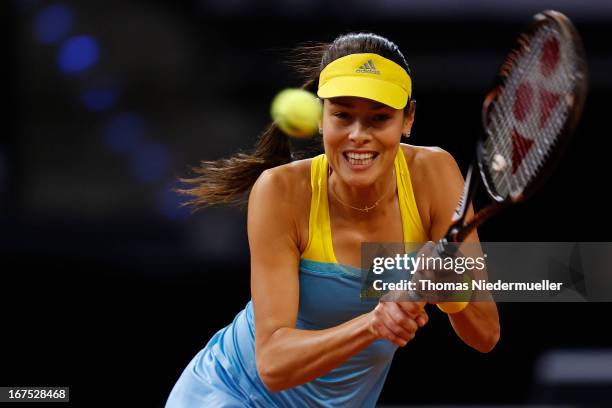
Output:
[{"xmin": 355, "ymin": 60, "xmax": 380, "ymax": 75}]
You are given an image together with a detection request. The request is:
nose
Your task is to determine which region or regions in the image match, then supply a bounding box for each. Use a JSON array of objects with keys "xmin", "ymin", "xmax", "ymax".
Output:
[{"xmin": 348, "ymin": 120, "xmax": 373, "ymax": 145}]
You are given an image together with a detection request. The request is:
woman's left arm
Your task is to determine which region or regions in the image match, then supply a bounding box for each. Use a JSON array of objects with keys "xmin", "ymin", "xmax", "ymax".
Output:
[{"xmin": 422, "ymin": 147, "xmax": 500, "ymax": 353}]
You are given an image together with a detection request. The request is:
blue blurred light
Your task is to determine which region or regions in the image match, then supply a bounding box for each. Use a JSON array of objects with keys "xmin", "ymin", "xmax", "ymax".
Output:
[
  {"xmin": 104, "ymin": 113, "xmax": 145, "ymax": 154},
  {"xmin": 33, "ymin": 5, "xmax": 74, "ymax": 44},
  {"xmin": 157, "ymin": 184, "xmax": 191, "ymax": 222},
  {"xmin": 130, "ymin": 142, "xmax": 170, "ymax": 184},
  {"xmin": 57, "ymin": 36, "xmax": 99, "ymax": 74},
  {"xmin": 81, "ymin": 88, "xmax": 119, "ymax": 112}
]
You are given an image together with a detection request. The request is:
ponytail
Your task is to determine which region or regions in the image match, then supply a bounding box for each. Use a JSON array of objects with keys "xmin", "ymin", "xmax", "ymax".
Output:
[{"xmin": 178, "ymin": 56, "xmax": 323, "ymax": 209}]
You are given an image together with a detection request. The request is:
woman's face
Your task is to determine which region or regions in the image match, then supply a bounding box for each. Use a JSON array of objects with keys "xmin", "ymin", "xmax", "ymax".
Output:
[{"xmin": 322, "ymin": 96, "xmax": 412, "ymax": 189}]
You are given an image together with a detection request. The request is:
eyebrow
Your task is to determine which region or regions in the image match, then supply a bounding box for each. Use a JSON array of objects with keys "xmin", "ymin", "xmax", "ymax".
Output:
[{"xmin": 329, "ymin": 99, "xmax": 388, "ymax": 110}]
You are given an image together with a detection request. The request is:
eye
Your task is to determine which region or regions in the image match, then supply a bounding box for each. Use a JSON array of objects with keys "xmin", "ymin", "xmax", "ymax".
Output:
[
  {"xmin": 372, "ymin": 114, "xmax": 391, "ymax": 122},
  {"xmin": 332, "ymin": 111, "xmax": 351, "ymax": 120}
]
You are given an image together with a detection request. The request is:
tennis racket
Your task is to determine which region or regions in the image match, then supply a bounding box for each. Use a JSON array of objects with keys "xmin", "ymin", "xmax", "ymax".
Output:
[
  {"xmin": 444, "ymin": 10, "xmax": 588, "ymax": 245},
  {"xmin": 380, "ymin": 10, "xmax": 588, "ymax": 304}
]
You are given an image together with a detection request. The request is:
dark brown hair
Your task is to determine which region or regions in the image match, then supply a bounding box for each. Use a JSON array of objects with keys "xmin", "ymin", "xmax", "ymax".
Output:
[{"xmin": 179, "ymin": 33, "xmax": 411, "ymax": 209}]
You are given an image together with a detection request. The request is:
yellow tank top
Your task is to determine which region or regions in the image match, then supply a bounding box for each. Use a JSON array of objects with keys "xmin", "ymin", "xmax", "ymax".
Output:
[{"xmin": 302, "ymin": 147, "xmax": 428, "ymax": 264}]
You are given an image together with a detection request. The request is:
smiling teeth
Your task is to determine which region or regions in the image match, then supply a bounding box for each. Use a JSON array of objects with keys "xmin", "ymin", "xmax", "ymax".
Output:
[{"xmin": 346, "ymin": 152, "xmax": 376, "ymax": 165}]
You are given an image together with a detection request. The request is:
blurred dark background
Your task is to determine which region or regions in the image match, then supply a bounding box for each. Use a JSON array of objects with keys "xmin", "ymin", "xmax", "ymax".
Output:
[{"xmin": 3, "ymin": 0, "xmax": 612, "ymax": 406}]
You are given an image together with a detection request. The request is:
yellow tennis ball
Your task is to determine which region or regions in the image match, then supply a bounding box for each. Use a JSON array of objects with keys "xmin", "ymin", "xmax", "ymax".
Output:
[{"xmin": 271, "ymin": 88, "xmax": 322, "ymax": 138}]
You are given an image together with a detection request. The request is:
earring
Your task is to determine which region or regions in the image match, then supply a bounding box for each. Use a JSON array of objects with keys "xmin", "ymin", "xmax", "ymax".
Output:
[
  {"xmin": 403, "ymin": 131, "xmax": 411, "ymax": 138},
  {"xmin": 318, "ymin": 128, "xmax": 323, "ymax": 135}
]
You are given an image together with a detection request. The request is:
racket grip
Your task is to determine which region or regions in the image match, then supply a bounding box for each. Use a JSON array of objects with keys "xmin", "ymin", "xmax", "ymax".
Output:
[{"xmin": 435, "ymin": 238, "xmax": 461, "ymax": 258}]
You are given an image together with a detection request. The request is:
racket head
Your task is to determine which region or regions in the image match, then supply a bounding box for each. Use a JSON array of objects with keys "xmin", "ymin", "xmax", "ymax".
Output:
[{"xmin": 478, "ymin": 10, "xmax": 588, "ymax": 205}]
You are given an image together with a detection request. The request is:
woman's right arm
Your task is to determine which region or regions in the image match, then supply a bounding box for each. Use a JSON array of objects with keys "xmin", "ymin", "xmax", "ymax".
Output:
[{"xmin": 249, "ymin": 167, "xmax": 426, "ymax": 392}]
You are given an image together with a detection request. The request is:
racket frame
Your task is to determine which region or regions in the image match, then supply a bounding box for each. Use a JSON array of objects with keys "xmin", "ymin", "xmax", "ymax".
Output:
[{"xmin": 444, "ymin": 10, "xmax": 588, "ymax": 244}]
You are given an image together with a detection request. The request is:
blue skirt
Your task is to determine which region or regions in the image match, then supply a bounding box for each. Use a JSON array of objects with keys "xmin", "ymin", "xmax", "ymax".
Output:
[{"xmin": 166, "ymin": 345, "xmax": 252, "ymax": 407}]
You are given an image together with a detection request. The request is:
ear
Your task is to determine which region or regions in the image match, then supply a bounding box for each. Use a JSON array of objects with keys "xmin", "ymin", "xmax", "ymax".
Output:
[{"xmin": 402, "ymin": 100, "xmax": 416, "ymax": 135}]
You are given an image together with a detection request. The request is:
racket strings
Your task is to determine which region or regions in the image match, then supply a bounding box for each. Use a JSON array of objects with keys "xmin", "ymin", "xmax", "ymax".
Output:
[
  {"xmin": 496, "ymin": 25, "xmax": 572, "ymax": 192},
  {"xmin": 483, "ymin": 22, "xmax": 576, "ymax": 198},
  {"xmin": 489, "ymin": 28, "xmax": 551, "ymax": 193}
]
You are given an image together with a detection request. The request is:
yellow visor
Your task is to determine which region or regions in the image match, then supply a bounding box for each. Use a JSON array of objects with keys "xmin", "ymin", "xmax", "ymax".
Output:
[{"xmin": 317, "ymin": 53, "xmax": 412, "ymax": 109}]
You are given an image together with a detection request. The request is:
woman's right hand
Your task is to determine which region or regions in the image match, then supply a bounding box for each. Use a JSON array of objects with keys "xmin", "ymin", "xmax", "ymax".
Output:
[{"xmin": 368, "ymin": 301, "xmax": 428, "ymax": 347}]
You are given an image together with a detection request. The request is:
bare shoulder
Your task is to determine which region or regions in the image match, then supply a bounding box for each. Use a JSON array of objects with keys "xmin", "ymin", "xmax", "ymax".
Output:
[
  {"xmin": 248, "ymin": 158, "xmax": 313, "ymax": 250},
  {"xmin": 400, "ymin": 143, "xmax": 459, "ymax": 177},
  {"xmin": 250, "ymin": 158, "xmax": 312, "ymax": 203},
  {"xmin": 400, "ymin": 144, "xmax": 464, "ymax": 238}
]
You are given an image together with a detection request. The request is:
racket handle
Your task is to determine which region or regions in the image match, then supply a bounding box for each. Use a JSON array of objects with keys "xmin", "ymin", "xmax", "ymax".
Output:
[{"xmin": 435, "ymin": 238, "xmax": 460, "ymax": 258}]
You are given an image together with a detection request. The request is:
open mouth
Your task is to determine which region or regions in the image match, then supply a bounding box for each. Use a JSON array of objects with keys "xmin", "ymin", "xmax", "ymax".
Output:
[{"xmin": 343, "ymin": 151, "xmax": 379, "ymax": 167}]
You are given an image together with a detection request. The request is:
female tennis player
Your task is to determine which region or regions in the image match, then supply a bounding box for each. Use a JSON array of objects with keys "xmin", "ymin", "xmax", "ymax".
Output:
[{"xmin": 166, "ymin": 32, "xmax": 500, "ymax": 407}]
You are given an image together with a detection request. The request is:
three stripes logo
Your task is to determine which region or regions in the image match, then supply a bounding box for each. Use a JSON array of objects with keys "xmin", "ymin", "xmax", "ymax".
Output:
[{"xmin": 356, "ymin": 60, "xmax": 380, "ymax": 75}]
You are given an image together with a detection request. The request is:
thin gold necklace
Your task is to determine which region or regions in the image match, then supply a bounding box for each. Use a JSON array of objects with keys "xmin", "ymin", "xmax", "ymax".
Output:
[{"xmin": 329, "ymin": 169, "xmax": 396, "ymax": 213}]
